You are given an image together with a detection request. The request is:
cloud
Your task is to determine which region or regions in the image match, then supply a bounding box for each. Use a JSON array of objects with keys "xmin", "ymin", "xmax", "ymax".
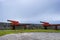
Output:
[{"xmin": 0, "ymin": 0, "xmax": 60, "ymax": 24}]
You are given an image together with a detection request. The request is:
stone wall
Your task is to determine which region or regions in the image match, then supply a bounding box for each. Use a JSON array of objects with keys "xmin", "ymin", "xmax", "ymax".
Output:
[{"xmin": 0, "ymin": 22, "xmax": 60, "ymax": 30}]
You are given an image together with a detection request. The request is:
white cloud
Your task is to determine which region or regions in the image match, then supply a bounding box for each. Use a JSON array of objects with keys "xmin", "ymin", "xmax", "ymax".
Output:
[{"xmin": 0, "ymin": 0, "xmax": 60, "ymax": 24}]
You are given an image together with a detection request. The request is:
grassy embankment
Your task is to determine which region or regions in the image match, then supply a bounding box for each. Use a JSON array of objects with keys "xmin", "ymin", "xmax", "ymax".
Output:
[{"xmin": 0, "ymin": 29, "xmax": 60, "ymax": 36}]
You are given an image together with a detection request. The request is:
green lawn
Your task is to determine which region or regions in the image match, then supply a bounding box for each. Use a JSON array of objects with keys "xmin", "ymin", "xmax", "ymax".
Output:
[{"xmin": 0, "ymin": 29, "xmax": 60, "ymax": 36}]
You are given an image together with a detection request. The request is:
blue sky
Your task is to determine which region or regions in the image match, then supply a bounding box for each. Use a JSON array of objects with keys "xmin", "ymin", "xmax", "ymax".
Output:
[{"xmin": 0, "ymin": 0, "xmax": 60, "ymax": 24}]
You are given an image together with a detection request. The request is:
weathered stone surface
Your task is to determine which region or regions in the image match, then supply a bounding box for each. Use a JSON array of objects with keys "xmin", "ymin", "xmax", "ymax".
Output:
[{"xmin": 0, "ymin": 32, "xmax": 60, "ymax": 40}]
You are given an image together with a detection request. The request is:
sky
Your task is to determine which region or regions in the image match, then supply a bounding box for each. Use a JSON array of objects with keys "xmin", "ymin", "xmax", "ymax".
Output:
[{"xmin": 0, "ymin": 0, "xmax": 60, "ymax": 24}]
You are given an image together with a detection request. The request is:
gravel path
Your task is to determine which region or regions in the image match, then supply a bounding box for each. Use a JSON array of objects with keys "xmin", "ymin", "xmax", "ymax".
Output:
[{"xmin": 0, "ymin": 32, "xmax": 60, "ymax": 40}]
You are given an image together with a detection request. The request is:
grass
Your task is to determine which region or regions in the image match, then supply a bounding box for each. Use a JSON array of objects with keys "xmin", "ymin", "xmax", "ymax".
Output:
[{"xmin": 0, "ymin": 29, "xmax": 60, "ymax": 36}]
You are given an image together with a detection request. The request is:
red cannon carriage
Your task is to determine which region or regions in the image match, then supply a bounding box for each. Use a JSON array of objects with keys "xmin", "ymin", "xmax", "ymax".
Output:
[{"xmin": 40, "ymin": 21, "xmax": 60, "ymax": 30}]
